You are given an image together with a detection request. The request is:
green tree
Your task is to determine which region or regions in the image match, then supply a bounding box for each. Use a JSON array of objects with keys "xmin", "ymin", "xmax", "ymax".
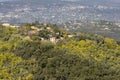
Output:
[{"xmin": 0, "ymin": 53, "xmax": 33, "ymax": 80}]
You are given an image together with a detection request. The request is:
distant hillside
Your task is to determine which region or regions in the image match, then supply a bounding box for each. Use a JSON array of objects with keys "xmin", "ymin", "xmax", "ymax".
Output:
[{"xmin": 63, "ymin": 20, "xmax": 120, "ymax": 40}]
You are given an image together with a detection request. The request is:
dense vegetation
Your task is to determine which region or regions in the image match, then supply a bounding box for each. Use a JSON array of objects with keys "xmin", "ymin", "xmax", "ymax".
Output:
[{"xmin": 0, "ymin": 22, "xmax": 120, "ymax": 80}]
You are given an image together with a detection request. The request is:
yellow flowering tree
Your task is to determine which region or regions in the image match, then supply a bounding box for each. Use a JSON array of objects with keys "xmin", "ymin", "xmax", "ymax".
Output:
[{"xmin": 0, "ymin": 53, "xmax": 33, "ymax": 80}]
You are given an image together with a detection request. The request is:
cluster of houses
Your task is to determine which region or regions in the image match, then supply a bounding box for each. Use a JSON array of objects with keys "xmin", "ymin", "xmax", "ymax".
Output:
[
  {"xmin": 29, "ymin": 25, "xmax": 74, "ymax": 43},
  {"xmin": 2, "ymin": 23, "xmax": 74, "ymax": 43},
  {"xmin": 2, "ymin": 23, "xmax": 19, "ymax": 28}
]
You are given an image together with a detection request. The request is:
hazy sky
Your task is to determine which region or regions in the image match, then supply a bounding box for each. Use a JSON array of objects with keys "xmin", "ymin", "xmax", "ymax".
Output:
[
  {"xmin": 0, "ymin": 0, "xmax": 12, "ymax": 1},
  {"xmin": 0, "ymin": 0, "xmax": 120, "ymax": 3}
]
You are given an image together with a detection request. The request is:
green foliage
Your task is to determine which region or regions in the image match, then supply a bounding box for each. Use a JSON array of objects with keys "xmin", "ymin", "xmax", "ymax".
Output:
[
  {"xmin": 0, "ymin": 53, "xmax": 33, "ymax": 80},
  {"xmin": 38, "ymin": 30, "xmax": 50, "ymax": 39},
  {"xmin": 0, "ymin": 23, "xmax": 120, "ymax": 80},
  {"xmin": 60, "ymin": 38, "xmax": 120, "ymax": 80},
  {"xmin": 0, "ymin": 26, "xmax": 17, "ymax": 41}
]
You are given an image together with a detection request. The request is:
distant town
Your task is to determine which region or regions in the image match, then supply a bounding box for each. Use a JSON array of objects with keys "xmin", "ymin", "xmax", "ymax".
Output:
[{"xmin": 0, "ymin": 0, "xmax": 120, "ymax": 24}]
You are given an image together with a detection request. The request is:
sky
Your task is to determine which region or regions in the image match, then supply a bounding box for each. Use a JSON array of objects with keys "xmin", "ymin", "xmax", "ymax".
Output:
[
  {"xmin": 0, "ymin": 0, "xmax": 12, "ymax": 1},
  {"xmin": 1, "ymin": 0, "xmax": 18, "ymax": 1},
  {"xmin": 0, "ymin": 0, "xmax": 120, "ymax": 3}
]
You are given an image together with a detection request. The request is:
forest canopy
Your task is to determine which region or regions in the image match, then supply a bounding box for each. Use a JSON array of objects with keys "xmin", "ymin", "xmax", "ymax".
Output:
[{"xmin": 0, "ymin": 22, "xmax": 120, "ymax": 80}]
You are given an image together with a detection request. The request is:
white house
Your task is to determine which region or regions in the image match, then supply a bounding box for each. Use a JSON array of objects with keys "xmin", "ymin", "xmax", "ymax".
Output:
[
  {"xmin": 2, "ymin": 23, "xmax": 10, "ymax": 27},
  {"xmin": 50, "ymin": 37, "xmax": 60, "ymax": 43},
  {"xmin": 31, "ymin": 26, "xmax": 40, "ymax": 31}
]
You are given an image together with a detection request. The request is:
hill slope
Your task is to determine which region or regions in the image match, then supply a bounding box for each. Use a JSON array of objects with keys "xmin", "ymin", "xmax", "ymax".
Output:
[{"xmin": 0, "ymin": 23, "xmax": 120, "ymax": 80}]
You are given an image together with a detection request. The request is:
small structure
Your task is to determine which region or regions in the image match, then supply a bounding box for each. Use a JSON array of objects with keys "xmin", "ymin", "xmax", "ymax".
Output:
[
  {"xmin": 50, "ymin": 37, "xmax": 60, "ymax": 43},
  {"xmin": 2, "ymin": 23, "xmax": 10, "ymax": 27},
  {"xmin": 31, "ymin": 26, "xmax": 40, "ymax": 31},
  {"xmin": 46, "ymin": 27, "xmax": 51, "ymax": 30},
  {"xmin": 2, "ymin": 23, "xmax": 18, "ymax": 28},
  {"xmin": 43, "ymin": 23, "xmax": 47, "ymax": 26},
  {"xmin": 10, "ymin": 25, "xmax": 16, "ymax": 28},
  {"xmin": 41, "ymin": 37, "xmax": 45, "ymax": 40},
  {"xmin": 68, "ymin": 35, "xmax": 74, "ymax": 38},
  {"xmin": 103, "ymin": 27, "xmax": 111, "ymax": 31}
]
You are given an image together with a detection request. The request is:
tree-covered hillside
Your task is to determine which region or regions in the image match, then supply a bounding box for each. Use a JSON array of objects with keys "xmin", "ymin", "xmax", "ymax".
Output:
[{"xmin": 0, "ymin": 22, "xmax": 120, "ymax": 80}]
